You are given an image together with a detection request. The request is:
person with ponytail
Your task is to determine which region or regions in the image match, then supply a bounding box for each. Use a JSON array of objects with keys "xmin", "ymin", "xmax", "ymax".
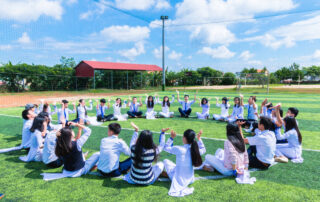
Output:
[
  {"xmin": 75, "ymin": 99, "xmax": 93, "ymax": 124},
  {"xmin": 39, "ymin": 99, "xmax": 57, "ymax": 122},
  {"xmin": 240, "ymin": 94, "xmax": 258, "ymax": 121},
  {"xmin": 19, "ymin": 116, "xmax": 49, "ymax": 162},
  {"xmin": 123, "ymin": 122, "xmax": 168, "ymax": 185},
  {"xmin": 212, "ymin": 97, "xmax": 230, "ymax": 121},
  {"xmin": 41, "ymin": 122, "xmax": 100, "ymax": 181},
  {"xmin": 204, "ymin": 123, "xmax": 249, "ymax": 176},
  {"xmin": 156, "ymin": 95, "xmax": 175, "ymax": 118},
  {"xmin": 163, "ymin": 129, "xmax": 206, "ymax": 197},
  {"xmin": 145, "ymin": 94, "xmax": 157, "ymax": 119},
  {"xmin": 274, "ymin": 105, "xmax": 303, "ymax": 163},
  {"xmin": 112, "ymin": 98, "xmax": 128, "ymax": 121}
]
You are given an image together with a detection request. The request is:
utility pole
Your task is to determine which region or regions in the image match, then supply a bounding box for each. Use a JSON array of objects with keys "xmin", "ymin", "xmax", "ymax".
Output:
[{"xmin": 161, "ymin": 15, "xmax": 168, "ymax": 91}]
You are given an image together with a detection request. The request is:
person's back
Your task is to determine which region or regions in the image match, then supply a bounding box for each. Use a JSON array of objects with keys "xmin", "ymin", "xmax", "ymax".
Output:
[
  {"xmin": 62, "ymin": 141, "xmax": 85, "ymax": 171},
  {"xmin": 21, "ymin": 119, "xmax": 33, "ymax": 148},
  {"xmin": 42, "ymin": 131, "xmax": 58, "ymax": 165},
  {"xmin": 98, "ymin": 136, "xmax": 127, "ymax": 173},
  {"xmin": 255, "ymin": 130, "xmax": 276, "ymax": 164},
  {"xmin": 129, "ymin": 145, "xmax": 156, "ymax": 184},
  {"xmin": 224, "ymin": 140, "xmax": 248, "ymax": 170}
]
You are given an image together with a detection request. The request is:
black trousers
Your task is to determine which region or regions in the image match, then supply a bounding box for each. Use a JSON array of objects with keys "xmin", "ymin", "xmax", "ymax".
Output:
[
  {"xmin": 46, "ymin": 158, "xmax": 63, "ymax": 168},
  {"xmin": 127, "ymin": 111, "xmax": 143, "ymax": 117},
  {"xmin": 97, "ymin": 114, "xmax": 115, "ymax": 122},
  {"xmin": 248, "ymin": 146, "xmax": 270, "ymax": 169},
  {"xmin": 178, "ymin": 108, "xmax": 192, "ymax": 117}
]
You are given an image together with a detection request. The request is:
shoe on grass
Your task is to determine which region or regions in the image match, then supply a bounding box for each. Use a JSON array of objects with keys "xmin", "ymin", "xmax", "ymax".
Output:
[
  {"xmin": 275, "ymin": 156, "xmax": 289, "ymax": 163},
  {"xmin": 203, "ymin": 165, "xmax": 215, "ymax": 172},
  {"xmin": 0, "ymin": 193, "xmax": 4, "ymax": 200}
]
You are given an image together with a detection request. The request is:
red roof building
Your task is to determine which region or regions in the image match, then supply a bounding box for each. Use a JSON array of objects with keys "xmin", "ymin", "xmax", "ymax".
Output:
[{"xmin": 75, "ymin": 61, "xmax": 162, "ymax": 77}]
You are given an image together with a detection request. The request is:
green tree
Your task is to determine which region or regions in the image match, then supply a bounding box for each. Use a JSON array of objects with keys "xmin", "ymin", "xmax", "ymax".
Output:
[{"xmin": 221, "ymin": 72, "xmax": 236, "ymax": 85}]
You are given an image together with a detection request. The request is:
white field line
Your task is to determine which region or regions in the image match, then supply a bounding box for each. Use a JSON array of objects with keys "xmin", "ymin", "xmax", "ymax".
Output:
[{"xmin": 0, "ymin": 113, "xmax": 319, "ymax": 152}]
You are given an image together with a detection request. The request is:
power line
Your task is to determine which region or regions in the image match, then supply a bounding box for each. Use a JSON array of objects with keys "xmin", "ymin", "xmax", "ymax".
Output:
[{"xmin": 167, "ymin": 8, "xmax": 320, "ymax": 27}]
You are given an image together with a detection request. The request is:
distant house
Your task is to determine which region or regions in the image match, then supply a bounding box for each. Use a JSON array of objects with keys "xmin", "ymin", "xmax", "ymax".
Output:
[
  {"xmin": 303, "ymin": 75, "xmax": 320, "ymax": 81},
  {"xmin": 257, "ymin": 69, "xmax": 269, "ymax": 76}
]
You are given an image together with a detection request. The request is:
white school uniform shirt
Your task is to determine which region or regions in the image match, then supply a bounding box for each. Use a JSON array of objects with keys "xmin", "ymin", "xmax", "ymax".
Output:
[
  {"xmin": 247, "ymin": 130, "xmax": 276, "ymax": 164},
  {"xmin": 77, "ymin": 102, "xmax": 93, "ymax": 120},
  {"xmin": 164, "ymin": 138, "xmax": 206, "ymax": 197},
  {"xmin": 276, "ymin": 129, "xmax": 302, "ymax": 154},
  {"xmin": 145, "ymin": 98, "xmax": 156, "ymax": 113},
  {"xmin": 96, "ymin": 105, "xmax": 109, "ymax": 116},
  {"xmin": 244, "ymin": 104, "xmax": 258, "ymax": 120},
  {"xmin": 57, "ymin": 108, "xmax": 76, "ymax": 123},
  {"xmin": 21, "ymin": 119, "xmax": 33, "ymax": 148},
  {"xmin": 42, "ymin": 131, "xmax": 59, "ymax": 164},
  {"xmin": 216, "ymin": 103, "xmax": 230, "ymax": 117},
  {"xmin": 113, "ymin": 103, "xmax": 126, "ymax": 116},
  {"xmin": 40, "ymin": 104, "xmax": 56, "ymax": 120},
  {"xmin": 20, "ymin": 130, "xmax": 43, "ymax": 162},
  {"xmin": 157, "ymin": 97, "xmax": 174, "ymax": 113},
  {"xmin": 98, "ymin": 134, "xmax": 135, "ymax": 173},
  {"xmin": 178, "ymin": 100, "xmax": 195, "ymax": 111},
  {"xmin": 129, "ymin": 102, "xmax": 141, "ymax": 112},
  {"xmin": 201, "ymin": 103, "xmax": 210, "ymax": 114},
  {"xmin": 231, "ymin": 105, "xmax": 244, "ymax": 119}
]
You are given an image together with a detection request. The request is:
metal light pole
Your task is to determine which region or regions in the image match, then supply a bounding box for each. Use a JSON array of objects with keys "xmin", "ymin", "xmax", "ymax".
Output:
[{"xmin": 160, "ymin": 15, "xmax": 168, "ymax": 91}]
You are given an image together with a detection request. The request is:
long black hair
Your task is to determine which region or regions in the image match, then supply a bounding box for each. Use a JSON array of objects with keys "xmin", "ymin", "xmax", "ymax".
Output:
[
  {"xmin": 147, "ymin": 96, "xmax": 154, "ymax": 108},
  {"xmin": 42, "ymin": 103, "xmax": 49, "ymax": 112},
  {"xmin": 201, "ymin": 98, "xmax": 208, "ymax": 105},
  {"xmin": 234, "ymin": 97, "xmax": 240, "ymax": 107},
  {"xmin": 284, "ymin": 117, "xmax": 302, "ymax": 144},
  {"xmin": 116, "ymin": 98, "xmax": 122, "ymax": 107},
  {"xmin": 76, "ymin": 99, "xmax": 87, "ymax": 119},
  {"xmin": 226, "ymin": 123, "xmax": 246, "ymax": 153},
  {"xmin": 30, "ymin": 116, "xmax": 46, "ymax": 133},
  {"xmin": 132, "ymin": 130, "xmax": 158, "ymax": 167},
  {"xmin": 222, "ymin": 97, "xmax": 229, "ymax": 109},
  {"xmin": 55, "ymin": 126, "xmax": 73, "ymax": 157},
  {"xmin": 184, "ymin": 129, "xmax": 202, "ymax": 167},
  {"xmin": 162, "ymin": 96, "xmax": 170, "ymax": 107}
]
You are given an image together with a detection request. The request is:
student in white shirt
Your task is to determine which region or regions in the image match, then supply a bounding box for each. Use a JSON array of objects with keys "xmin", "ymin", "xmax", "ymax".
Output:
[
  {"xmin": 240, "ymin": 95, "xmax": 258, "ymax": 121},
  {"xmin": 145, "ymin": 94, "xmax": 157, "ymax": 119},
  {"xmin": 196, "ymin": 98, "xmax": 210, "ymax": 119},
  {"xmin": 20, "ymin": 116, "xmax": 49, "ymax": 162},
  {"xmin": 227, "ymin": 97, "xmax": 244, "ymax": 123},
  {"xmin": 97, "ymin": 123, "xmax": 134, "ymax": 177},
  {"xmin": 75, "ymin": 99, "xmax": 93, "ymax": 124},
  {"xmin": 213, "ymin": 97, "xmax": 230, "ymax": 121},
  {"xmin": 41, "ymin": 122, "xmax": 100, "ymax": 181},
  {"xmin": 124, "ymin": 122, "xmax": 168, "ymax": 185},
  {"xmin": 176, "ymin": 90, "xmax": 197, "ymax": 118},
  {"xmin": 274, "ymin": 105, "xmax": 303, "ymax": 162},
  {"xmin": 241, "ymin": 116, "xmax": 276, "ymax": 169},
  {"xmin": 96, "ymin": 98, "xmax": 113, "ymax": 122},
  {"xmin": 157, "ymin": 95, "xmax": 175, "ymax": 118},
  {"xmin": 163, "ymin": 129, "xmax": 206, "ymax": 197},
  {"xmin": 127, "ymin": 96, "xmax": 143, "ymax": 118},
  {"xmin": 42, "ymin": 130, "xmax": 63, "ymax": 168},
  {"xmin": 39, "ymin": 100, "xmax": 56, "ymax": 121},
  {"xmin": 21, "ymin": 109, "xmax": 36, "ymax": 149},
  {"xmin": 113, "ymin": 98, "xmax": 128, "ymax": 121},
  {"xmin": 56, "ymin": 100, "xmax": 76, "ymax": 124}
]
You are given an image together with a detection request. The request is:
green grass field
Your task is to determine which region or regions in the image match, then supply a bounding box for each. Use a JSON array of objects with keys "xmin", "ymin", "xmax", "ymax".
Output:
[{"xmin": 0, "ymin": 90, "xmax": 319, "ymax": 201}]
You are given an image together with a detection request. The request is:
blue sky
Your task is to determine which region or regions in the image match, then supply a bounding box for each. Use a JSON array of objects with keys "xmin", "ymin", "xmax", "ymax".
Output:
[{"xmin": 1, "ymin": 0, "xmax": 320, "ymax": 73}]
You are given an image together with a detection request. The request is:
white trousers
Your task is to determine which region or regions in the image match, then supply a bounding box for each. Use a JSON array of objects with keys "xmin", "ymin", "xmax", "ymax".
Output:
[
  {"xmin": 204, "ymin": 154, "xmax": 233, "ymax": 176},
  {"xmin": 275, "ymin": 144, "xmax": 301, "ymax": 159},
  {"xmin": 159, "ymin": 111, "xmax": 174, "ymax": 118},
  {"xmin": 146, "ymin": 111, "xmax": 157, "ymax": 119},
  {"xmin": 212, "ymin": 114, "xmax": 228, "ymax": 121},
  {"xmin": 196, "ymin": 112, "xmax": 209, "ymax": 119}
]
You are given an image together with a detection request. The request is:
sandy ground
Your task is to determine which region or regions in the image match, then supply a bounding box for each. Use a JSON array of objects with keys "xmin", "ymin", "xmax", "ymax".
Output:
[
  {"xmin": 0, "ymin": 90, "xmax": 150, "ymax": 108},
  {"xmin": 172, "ymin": 84, "xmax": 320, "ymax": 89}
]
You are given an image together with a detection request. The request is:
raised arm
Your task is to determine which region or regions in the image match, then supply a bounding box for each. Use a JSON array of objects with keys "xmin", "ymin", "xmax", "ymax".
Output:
[
  {"xmin": 197, "ymin": 130, "xmax": 206, "ymax": 155},
  {"xmin": 275, "ymin": 104, "xmax": 284, "ymax": 126},
  {"xmin": 170, "ymin": 95, "xmax": 175, "ymax": 104},
  {"xmin": 139, "ymin": 97, "xmax": 143, "ymax": 107},
  {"xmin": 96, "ymin": 100, "xmax": 99, "ymax": 110},
  {"xmin": 74, "ymin": 124, "xmax": 91, "ymax": 150},
  {"xmin": 157, "ymin": 128, "xmax": 170, "ymax": 153},
  {"xmin": 145, "ymin": 94, "xmax": 148, "ymax": 105},
  {"xmin": 240, "ymin": 94, "xmax": 244, "ymax": 107},
  {"xmin": 107, "ymin": 98, "xmax": 111, "ymax": 109},
  {"xmin": 164, "ymin": 130, "xmax": 179, "ymax": 155},
  {"xmin": 194, "ymin": 90, "xmax": 198, "ymax": 101},
  {"xmin": 130, "ymin": 122, "xmax": 140, "ymax": 147},
  {"xmin": 176, "ymin": 90, "xmax": 180, "ymax": 102},
  {"xmin": 260, "ymin": 98, "xmax": 268, "ymax": 115},
  {"xmin": 87, "ymin": 100, "xmax": 93, "ymax": 110}
]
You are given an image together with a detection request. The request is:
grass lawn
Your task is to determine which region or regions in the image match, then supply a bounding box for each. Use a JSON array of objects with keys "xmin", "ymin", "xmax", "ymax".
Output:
[{"xmin": 0, "ymin": 90, "xmax": 319, "ymax": 201}]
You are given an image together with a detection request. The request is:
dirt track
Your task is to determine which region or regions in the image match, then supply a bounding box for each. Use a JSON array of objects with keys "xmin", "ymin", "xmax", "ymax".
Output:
[{"xmin": 0, "ymin": 90, "xmax": 150, "ymax": 108}]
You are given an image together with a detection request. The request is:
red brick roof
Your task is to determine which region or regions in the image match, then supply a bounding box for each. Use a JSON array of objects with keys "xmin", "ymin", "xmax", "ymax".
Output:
[{"xmin": 77, "ymin": 61, "xmax": 162, "ymax": 71}]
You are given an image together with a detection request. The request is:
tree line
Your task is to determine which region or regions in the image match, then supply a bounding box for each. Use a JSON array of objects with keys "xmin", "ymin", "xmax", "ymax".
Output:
[{"xmin": 1, "ymin": 57, "xmax": 320, "ymax": 92}]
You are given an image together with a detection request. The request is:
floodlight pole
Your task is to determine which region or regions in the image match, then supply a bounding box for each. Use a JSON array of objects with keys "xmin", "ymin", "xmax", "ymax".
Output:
[{"xmin": 161, "ymin": 15, "xmax": 168, "ymax": 91}]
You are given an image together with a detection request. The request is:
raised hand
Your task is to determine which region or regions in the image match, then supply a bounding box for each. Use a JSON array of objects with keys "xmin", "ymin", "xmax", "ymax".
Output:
[
  {"xmin": 197, "ymin": 129, "xmax": 203, "ymax": 141},
  {"xmin": 130, "ymin": 122, "xmax": 139, "ymax": 132},
  {"xmin": 161, "ymin": 128, "xmax": 170, "ymax": 133},
  {"xmin": 170, "ymin": 130, "xmax": 177, "ymax": 139}
]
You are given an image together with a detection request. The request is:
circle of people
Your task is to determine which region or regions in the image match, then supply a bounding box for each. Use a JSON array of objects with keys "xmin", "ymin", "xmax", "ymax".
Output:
[{"xmin": 4, "ymin": 90, "xmax": 303, "ymax": 198}]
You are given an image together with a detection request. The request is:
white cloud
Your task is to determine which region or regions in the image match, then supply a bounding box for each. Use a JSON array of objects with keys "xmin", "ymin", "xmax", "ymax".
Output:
[
  {"xmin": 79, "ymin": 0, "xmax": 107, "ymax": 20},
  {"xmin": 313, "ymin": 50, "xmax": 320, "ymax": 59},
  {"xmin": 0, "ymin": 45, "xmax": 13, "ymax": 50},
  {"xmin": 100, "ymin": 25, "xmax": 150, "ymax": 42},
  {"xmin": 198, "ymin": 46, "xmax": 235, "ymax": 59},
  {"xmin": 171, "ymin": 0, "xmax": 296, "ymax": 45},
  {"xmin": 245, "ymin": 15, "xmax": 320, "ymax": 49},
  {"xmin": 17, "ymin": 32, "xmax": 31, "ymax": 44},
  {"xmin": 153, "ymin": 46, "xmax": 170, "ymax": 58},
  {"xmin": 66, "ymin": 0, "xmax": 78, "ymax": 5},
  {"xmin": 168, "ymin": 51, "xmax": 183, "ymax": 60},
  {"xmin": 155, "ymin": 0, "xmax": 171, "ymax": 10},
  {"xmin": 118, "ymin": 42, "xmax": 145, "ymax": 60},
  {"xmin": 115, "ymin": 0, "xmax": 156, "ymax": 10},
  {"xmin": 0, "ymin": 0, "xmax": 63, "ymax": 22},
  {"xmin": 248, "ymin": 60, "xmax": 263, "ymax": 66},
  {"xmin": 239, "ymin": 50, "xmax": 254, "ymax": 61}
]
